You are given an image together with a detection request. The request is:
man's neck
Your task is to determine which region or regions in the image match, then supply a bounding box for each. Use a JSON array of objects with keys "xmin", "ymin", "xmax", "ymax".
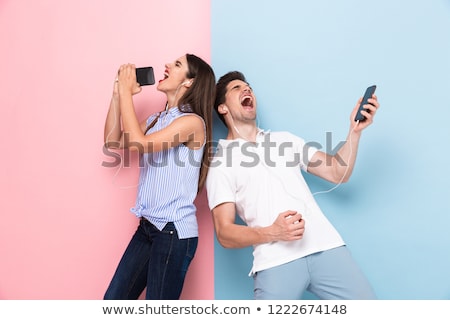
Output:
[{"xmin": 227, "ymin": 122, "xmax": 259, "ymax": 142}]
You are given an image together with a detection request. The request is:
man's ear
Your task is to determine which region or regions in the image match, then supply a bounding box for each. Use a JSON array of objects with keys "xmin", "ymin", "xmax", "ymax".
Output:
[{"xmin": 219, "ymin": 104, "xmax": 228, "ymax": 114}]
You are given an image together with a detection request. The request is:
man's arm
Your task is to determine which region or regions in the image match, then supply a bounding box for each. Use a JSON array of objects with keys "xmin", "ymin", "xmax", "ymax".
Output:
[
  {"xmin": 307, "ymin": 95, "xmax": 379, "ymax": 183},
  {"xmin": 212, "ymin": 202, "xmax": 305, "ymax": 249}
]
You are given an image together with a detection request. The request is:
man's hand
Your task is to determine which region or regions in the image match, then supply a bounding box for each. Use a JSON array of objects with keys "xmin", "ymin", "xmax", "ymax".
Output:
[
  {"xmin": 269, "ymin": 210, "xmax": 305, "ymax": 242},
  {"xmin": 350, "ymin": 94, "xmax": 379, "ymax": 132}
]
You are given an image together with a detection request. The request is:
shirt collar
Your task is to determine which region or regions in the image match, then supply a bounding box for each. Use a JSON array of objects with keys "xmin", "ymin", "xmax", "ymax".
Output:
[
  {"xmin": 218, "ymin": 128, "xmax": 268, "ymax": 148},
  {"xmin": 160, "ymin": 106, "xmax": 181, "ymax": 117}
]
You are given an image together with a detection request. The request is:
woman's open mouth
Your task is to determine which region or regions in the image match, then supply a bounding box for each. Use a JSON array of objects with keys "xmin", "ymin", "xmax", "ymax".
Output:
[{"xmin": 159, "ymin": 71, "xmax": 169, "ymax": 83}]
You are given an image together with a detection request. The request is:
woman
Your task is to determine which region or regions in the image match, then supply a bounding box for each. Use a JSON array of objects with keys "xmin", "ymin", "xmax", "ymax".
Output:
[{"xmin": 103, "ymin": 54, "xmax": 215, "ymax": 299}]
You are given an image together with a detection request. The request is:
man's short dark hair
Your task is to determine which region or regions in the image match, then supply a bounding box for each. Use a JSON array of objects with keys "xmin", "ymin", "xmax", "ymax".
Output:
[{"xmin": 214, "ymin": 71, "xmax": 248, "ymax": 126}]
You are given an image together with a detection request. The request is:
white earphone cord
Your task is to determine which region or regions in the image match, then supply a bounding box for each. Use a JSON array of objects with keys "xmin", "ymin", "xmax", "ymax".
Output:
[
  {"xmin": 105, "ymin": 79, "xmax": 189, "ymax": 189},
  {"xmin": 105, "ymin": 95, "xmax": 141, "ymax": 189},
  {"xmin": 312, "ymin": 120, "xmax": 360, "ymax": 196}
]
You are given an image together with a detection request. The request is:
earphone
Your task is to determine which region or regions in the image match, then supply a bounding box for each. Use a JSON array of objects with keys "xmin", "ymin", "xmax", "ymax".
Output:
[
  {"xmin": 220, "ymin": 105, "xmax": 239, "ymax": 133},
  {"xmin": 220, "ymin": 98, "xmax": 359, "ymax": 196},
  {"xmin": 312, "ymin": 120, "xmax": 360, "ymax": 196},
  {"xmin": 220, "ymin": 104, "xmax": 262, "ymax": 141},
  {"xmin": 106, "ymin": 76, "xmax": 194, "ymax": 189},
  {"xmin": 106, "ymin": 97, "xmax": 141, "ymax": 189}
]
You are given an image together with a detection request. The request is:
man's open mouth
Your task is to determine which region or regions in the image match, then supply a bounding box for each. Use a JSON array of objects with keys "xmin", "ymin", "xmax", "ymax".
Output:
[{"xmin": 241, "ymin": 96, "xmax": 253, "ymax": 109}]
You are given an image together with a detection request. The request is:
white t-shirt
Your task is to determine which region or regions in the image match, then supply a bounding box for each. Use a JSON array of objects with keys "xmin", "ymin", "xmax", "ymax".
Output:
[{"xmin": 206, "ymin": 130, "xmax": 345, "ymax": 275}]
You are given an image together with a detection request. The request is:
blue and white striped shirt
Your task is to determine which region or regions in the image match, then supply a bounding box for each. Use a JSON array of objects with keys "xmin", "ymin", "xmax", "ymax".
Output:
[{"xmin": 130, "ymin": 106, "xmax": 204, "ymax": 239}]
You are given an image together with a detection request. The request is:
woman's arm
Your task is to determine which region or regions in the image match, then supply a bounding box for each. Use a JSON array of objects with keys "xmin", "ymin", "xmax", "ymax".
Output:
[
  {"xmin": 103, "ymin": 81, "xmax": 123, "ymax": 149},
  {"xmin": 103, "ymin": 82, "xmax": 148, "ymax": 149},
  {"xmin": 117, "ymin": 64, "xmax": 205, "ymax": 153}
]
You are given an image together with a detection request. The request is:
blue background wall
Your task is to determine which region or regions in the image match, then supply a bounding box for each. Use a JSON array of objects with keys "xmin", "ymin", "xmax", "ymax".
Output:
[{"xmin": 211, "ymin": 0, "xmax": 450, "ymax": 299}]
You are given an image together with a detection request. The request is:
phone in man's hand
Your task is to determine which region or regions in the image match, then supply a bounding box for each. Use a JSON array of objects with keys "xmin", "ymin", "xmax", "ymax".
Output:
[{"xmin": 355, "ymin": 85, "xmax": 377, "ymax": 121}]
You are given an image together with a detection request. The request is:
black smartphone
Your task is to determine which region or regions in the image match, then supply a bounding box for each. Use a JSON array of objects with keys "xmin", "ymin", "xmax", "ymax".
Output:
[
  {"xmin": 136, "ymin": 67, "xmax": 155, "ymax": 86},
  {"xmin": 354, "ymin": 85, "xmax": 377, "ymax": 121}
]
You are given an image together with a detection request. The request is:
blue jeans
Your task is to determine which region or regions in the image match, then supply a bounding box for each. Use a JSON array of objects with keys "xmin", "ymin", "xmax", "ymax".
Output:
[
  {"xmin": 253, "ymin": 246, "xmax": 376, "ymax": 300},
  {"xmin": 104, "ymin": 218, "xmax": 198, "ymax": 300}
]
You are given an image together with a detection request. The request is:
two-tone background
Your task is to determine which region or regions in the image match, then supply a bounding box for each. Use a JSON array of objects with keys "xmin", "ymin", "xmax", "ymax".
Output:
[{"xmin": 1, "ymin": 0, "xmax": 449, "ymax": 299}]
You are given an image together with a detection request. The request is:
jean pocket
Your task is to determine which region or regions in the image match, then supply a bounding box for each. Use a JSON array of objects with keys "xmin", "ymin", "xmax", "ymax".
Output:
[{"xmin": 185, "ymin": 237, "xmax": 198, "ymax": 259}]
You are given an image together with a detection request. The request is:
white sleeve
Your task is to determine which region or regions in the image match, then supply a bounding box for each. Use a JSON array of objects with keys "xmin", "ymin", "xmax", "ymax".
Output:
[
  {"xmin": 285, "ymin": 132, "xmax": 319, "ymax": 171},
  {"xmin": 205, "ymin": 165, "xmax": 236, "ymax": 210}
]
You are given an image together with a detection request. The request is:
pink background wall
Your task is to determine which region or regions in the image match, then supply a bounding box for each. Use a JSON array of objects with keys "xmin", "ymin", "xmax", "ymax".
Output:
[{"xmin": 0, "ymin": 0, "xmax": 214, "ymax": 299}]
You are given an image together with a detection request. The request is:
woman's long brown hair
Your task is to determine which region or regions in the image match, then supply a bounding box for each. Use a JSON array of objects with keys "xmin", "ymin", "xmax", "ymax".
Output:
[
  {"xmin": 178, "ymin": 54, "xmax": 215, "ymax": 193},
  {"xmin": 145, "ymin": 54, "xmax": 215, "ymax": 192}
]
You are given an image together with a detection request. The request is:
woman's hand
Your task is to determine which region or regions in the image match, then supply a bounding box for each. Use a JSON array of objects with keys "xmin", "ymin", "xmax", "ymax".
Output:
[{"xmin": 117, "ymin": 64, "xmax": 142, "ymax": 96}]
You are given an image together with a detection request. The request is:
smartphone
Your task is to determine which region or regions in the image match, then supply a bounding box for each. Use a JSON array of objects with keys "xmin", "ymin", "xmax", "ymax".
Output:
[
  {"xmin": 355, "ymin": 85, "xmax": 377, "ymax": 121},
  {"xmin": 136, "ymin": 67, "xmax": 155, "ymax": 86}
]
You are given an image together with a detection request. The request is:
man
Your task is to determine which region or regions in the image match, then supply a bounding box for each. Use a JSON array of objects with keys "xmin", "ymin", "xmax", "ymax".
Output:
[{"xmin": 206, "ymin": 71, "xmax": 379, "ymax": 299}]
